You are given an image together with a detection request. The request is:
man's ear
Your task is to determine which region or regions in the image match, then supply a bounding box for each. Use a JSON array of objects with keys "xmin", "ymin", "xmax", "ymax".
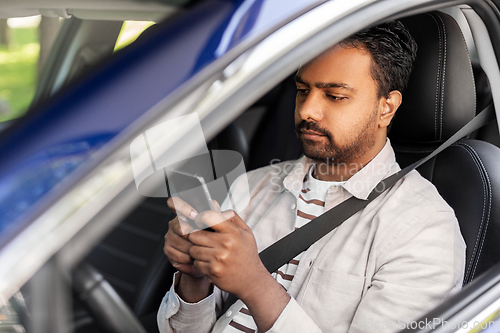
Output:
[{"xmin": 379, "ymin": 90, "xmax": 402, "ymax": 128}]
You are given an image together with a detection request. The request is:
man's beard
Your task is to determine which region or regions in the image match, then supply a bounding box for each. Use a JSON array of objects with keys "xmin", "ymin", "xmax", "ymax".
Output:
[{"xmin": 295, "ymin": 110, "xmax": 378, "ymax": 165}]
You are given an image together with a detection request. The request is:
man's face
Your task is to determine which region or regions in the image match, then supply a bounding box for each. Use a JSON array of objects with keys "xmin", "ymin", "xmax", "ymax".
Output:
[{"xmin": 294, "ymin": 44, "xmax": 386, "ymax": 166}]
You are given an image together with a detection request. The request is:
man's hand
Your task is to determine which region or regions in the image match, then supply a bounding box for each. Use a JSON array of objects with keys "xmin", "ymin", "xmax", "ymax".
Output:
[
  {"xmin": 187, "ymin": 210, "xmax": 266, "ymax": 298},
  {"xmin": 164, "ymin": 197, "xmax": 211, "ymax": 303},
  {"xmin": 164, "ymin": 197, "xmax": 201, "ymax": 276},
  {"xmin": 188, "ymin": 210, "xmax": 290, "ymax": 332}
]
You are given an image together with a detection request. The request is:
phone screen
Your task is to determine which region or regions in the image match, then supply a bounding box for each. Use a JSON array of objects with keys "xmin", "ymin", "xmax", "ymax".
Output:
[{"xmin": 168, "ymin": 169, "xmax": 215, "ymax": 214}]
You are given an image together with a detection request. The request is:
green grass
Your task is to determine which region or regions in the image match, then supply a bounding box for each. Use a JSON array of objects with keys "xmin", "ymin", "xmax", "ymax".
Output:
[{"xmin": 0, "ymin": 27, "xmax": 40, "ymax": 122}]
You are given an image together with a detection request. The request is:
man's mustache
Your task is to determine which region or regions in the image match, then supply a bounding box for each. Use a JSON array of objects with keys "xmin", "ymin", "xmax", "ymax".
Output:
[{"xmin": 295, "ymin": 121, "xmax": 332, "ymax": 139}]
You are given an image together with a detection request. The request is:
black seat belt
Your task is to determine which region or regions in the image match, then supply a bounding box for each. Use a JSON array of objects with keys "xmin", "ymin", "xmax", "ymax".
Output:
[{"xmin": 221, "ymin": 104, "xmax": 496, "ymax": 315}]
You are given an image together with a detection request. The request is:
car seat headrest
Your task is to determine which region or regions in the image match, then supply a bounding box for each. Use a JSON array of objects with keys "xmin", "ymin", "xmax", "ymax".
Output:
[{"xmin": 389, "ymin": 11, "xmax": 476, "ymax": 144}]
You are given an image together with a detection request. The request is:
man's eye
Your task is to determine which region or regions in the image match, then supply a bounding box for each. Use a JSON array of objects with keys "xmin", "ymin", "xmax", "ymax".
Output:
[
  {"xmin": 328, "ymin": 95, "xmax": 346, "ymax": 101},
  {"xmin": 297, "ymin": 88, "xmax": 309, "ymax": 95}
]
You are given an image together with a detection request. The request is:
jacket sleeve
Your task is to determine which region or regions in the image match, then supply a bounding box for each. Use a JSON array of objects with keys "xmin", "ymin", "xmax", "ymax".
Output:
[
  {"xmin": 266, "ymin": 298, "xmax": 322, "ymax": 333},
  {"xmin": 157, "ymin": 272, "xmax": 218, "ymax": 333}
]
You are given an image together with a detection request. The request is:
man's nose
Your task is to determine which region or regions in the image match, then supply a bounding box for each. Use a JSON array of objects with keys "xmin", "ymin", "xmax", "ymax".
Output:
[{"xmin": 298, "ymin": 92, "xmax": 324, "ymax": 122}]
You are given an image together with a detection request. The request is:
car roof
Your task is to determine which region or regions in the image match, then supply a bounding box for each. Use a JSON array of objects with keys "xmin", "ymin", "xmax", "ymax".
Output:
[{"xmin": 0, "ymin": 0, "xmax": 190, "ymax": 20}]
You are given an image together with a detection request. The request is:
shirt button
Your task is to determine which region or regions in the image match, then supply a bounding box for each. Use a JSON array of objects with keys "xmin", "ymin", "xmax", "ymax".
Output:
[
  {"xmin": 226, "ymin": 310, "xmax": 233, "ymax": 317},
  {"xmin": 291, "ymin": 203, "xmax": 297, "ymax": 210},
  {"xmin": 308, "ymin": 260, "xmax": 313, "ymax": 267},
  {"xmin": 172, "ymin": 303, "xmax": 177, "ymax": 309}
]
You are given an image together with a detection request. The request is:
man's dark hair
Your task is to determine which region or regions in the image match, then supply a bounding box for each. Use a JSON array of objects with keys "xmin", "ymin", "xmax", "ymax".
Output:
[{"xmin": 340, "ymin": 20, "xmax": 418, "ymax": 98}]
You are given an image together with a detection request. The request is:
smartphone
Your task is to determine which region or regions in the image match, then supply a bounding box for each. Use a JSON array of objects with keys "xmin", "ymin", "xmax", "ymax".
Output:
[{"xmin": 168, "ymin": 169, "xmax": 216, "ymax": 231}]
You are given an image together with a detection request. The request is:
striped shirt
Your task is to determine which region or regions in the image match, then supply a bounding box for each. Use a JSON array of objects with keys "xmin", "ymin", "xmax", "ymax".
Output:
[{"xmin": 224, "ymin": 166, "xmax": 344, "ymax": 333}]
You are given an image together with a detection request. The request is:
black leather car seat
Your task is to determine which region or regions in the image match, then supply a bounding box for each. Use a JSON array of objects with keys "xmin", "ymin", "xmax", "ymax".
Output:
[
  {"xmin": 245, "ymin": 74, "xmax": 303, "ymax": 170},
  {"xmin": 392, "ymin": 12, "xmax": 500, "ymax": 284}
]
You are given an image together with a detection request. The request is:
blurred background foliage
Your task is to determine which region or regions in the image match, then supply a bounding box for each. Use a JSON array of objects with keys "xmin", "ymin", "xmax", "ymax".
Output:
[
  {"xmin": 0, "ymin": 16, "xmax": 152, "ymax": 123},
  {"xmin": 0, "ymin": 17, "xmax": 42, "ymax": 122}
]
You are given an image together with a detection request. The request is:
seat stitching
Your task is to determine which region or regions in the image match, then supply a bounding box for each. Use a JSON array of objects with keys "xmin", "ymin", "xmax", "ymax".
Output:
[
  {"xmin": 453, "ymin": 143, "xmax": 485, "ymax": 282},
  {"xmin": 436, "ymin": 13, "xmax": 447, "ymax": 141},
  {"xmin": 460, "ymin": 143, "xmax": 492, "ymax": 280},
  {"xmin": 453, "ymin": 143, "xmax": 489, "ymax": 282},
  {"xmin": 429, "ymin": 13, "xmax": 443, "ymax": 141},
  {"xmin": 455, "ymin": 18, "xmax": 477, "ymax": 116}
]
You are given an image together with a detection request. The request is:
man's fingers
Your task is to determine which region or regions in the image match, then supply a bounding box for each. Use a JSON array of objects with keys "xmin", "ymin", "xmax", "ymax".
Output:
[
  {"xmin": 192, "ymin": 260, "xmax": 213, "ymax": 280},
  {"xmin": 193, "ymin": 210, "xmax": 228, "ymax": 230},
  {"xmin": 190, "ymin": 210, "xmax": 249, "ymax": 235},
  {"xmin": 221, "ymin": 210, "xmax": 250, "ymax": 231},
  {"xmin": 221, "ymin": 210, "xmax": 236, "ymax": 220},
  {"xmin": 187, "ymin": 229, "xmax": 219, "ymax": 247},
  {"xmin": 166, "ymin": 196, "xmax": 177, "ymax": 213},
  {"xmin": 164, "ymin": 233, "xmax": 206, "ymax": 278},
  {"xmin": 167, "ymin": 197, "xmax": 198, "ymax": 236},
  {"xmin": 167, "ymin": 196, "xmax": 198, "ymax": 220},
  {"xmin": 178, "ymin": 216, "xmax": 195, "ymax": 236},
  {"xmin": 165, "ymin": 226, "xmax": 193, "ymax": 252},
  {"xmin": 165, "ymin": 217, "xmax": 197, "ymax": 267},
  {"xmin": 168, "ymin": 217, "xmax": 193, "ymax": 239},
  {"xmin": 212, "ymin": 199, "xmax": 221, "ymax": 213},
  {"xmin": 189, "ymin": 245, "xmax": 217, "ymax": 262},
  {"xmin": 164, "ymin": 245, "xmax": 192, "ymax": 265},
  {"xmin": 173, "ymin": 262, "xmax": 205, "ymax": 278}
]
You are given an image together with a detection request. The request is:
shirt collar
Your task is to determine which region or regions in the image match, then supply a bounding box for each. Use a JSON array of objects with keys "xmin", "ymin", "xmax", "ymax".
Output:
[{"xmin": 283, "ymin": 139, "xmax": 400, "ymax": 200}]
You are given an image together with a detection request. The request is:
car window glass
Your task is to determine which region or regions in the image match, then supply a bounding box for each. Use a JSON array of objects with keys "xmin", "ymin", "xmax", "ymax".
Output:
[
  {"xmin": 0, "ymin": 291, "xmax": 26, "ymax": 332},
  {"xmin": 0, "ymin": 15, "xmax": 62, "ymax": 123},
  {"xmin": 114, "ymin": 20, "xmax": 155, "ymax": 52}
]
